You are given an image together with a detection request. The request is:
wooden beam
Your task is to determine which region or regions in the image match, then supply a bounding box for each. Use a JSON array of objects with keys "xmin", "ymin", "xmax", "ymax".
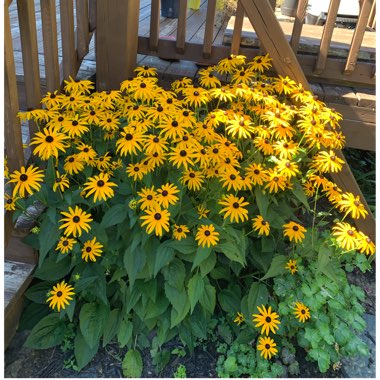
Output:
[
  {"xmin": 76, "ymin": 0, "xmax": 90, "ymax": 61},
  {"xmin": 125, "ymin": 0, "xmax": 140, "ymax": 79},
  {"xmin": 202, "ymin": 0, "xmax": 217, "ymax": 58},
  {"xmin": 231, "ymin": 0, "xmax": 244, "ymax": 55},
  {"xmin": 40, "ymin": 0, "xmax": 60, "ymax": 92},
  {"xmin": 149, "ymin": 0, "xmax": 160, "ymax": 51},
  {"xmin": 290, "ymin": 0, "xmax": 308, "ymax": 53},
  {"xmin": 176, "ymin": 0, "xmax": 188, "ymax": 53},
  {"xmin": 340, "ymin": 120, "xmax": 375, "ymax": 151}
]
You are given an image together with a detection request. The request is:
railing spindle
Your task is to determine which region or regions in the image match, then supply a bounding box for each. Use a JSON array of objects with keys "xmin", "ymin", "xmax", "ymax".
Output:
[
  {"xmin": 76, "ymin": 0, "xmax": 90, "ymax": 61},
  {"xmin": 314, "ymin": 0, "xmax": 341, "ymax": 74},
  {"xmin": 231, "ymin": 0, "xmax": 244, "ymax": 55},
  {"xmin": 368, "ymin": 0, "xmax": 376, "ymax": 28},
  {"xmin": 149, "ymin": 0, "xmax": 160, "ymax": 51},
  {"xmin": 176, "ymin": 0, "xmax": 188, "ymax": 53},
  {"xmin": 60, "ymin": 0, "xmax": 77, "ymax": 80},
  {"xmin": 17, "ymin": 0, "xmax": 41, "ymax": 136},
  {"xmin": 4, "ymin": 3, "xmax": 24, "ymax": 172},
  {"xmin": 40, "ymin": 0, "xmax": 60, "ymax": 92},
  {"xmin": 202, "ymin": 0, "xmax": 217, "ymax": 58},
  {"xmin": 344, "ymin": 0, "xmax": 374, "ymax": 74},
  {"xmin": 290, "ymin": 0, "xmax": 308, "ymax": 53},
  {"xmin": 89, "ymin": 0, "xmax": 97, "ymax": 32}
]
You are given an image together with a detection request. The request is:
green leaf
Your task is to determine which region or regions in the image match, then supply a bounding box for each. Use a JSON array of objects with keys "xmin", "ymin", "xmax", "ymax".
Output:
[
  {"xmin": 247, "ymin": 282, "xmax": 269, "ymax": 315},
  {"xmin": 34, "ymin": 254, "xmax": 71, "ymax": 281},
  {"xmin": 165, "ymin": 237, "xmax": 198, "ymax": 254},
  {"xmin": 261, "ymin": 255, "xmax": 288, "ymax": 280},
  {"xmin": 124, "ymin": 245, "xmax": 147, "ymax": 288},
  {"xmin": 291, "ymin": 180, "xmax": 311, "ymax": 211},
  {"xmin": 255, "ymin": 188, "xmax": 270, "ymax": 218},
  {"xmin": 200, "ymin": 252, "xmax": 216, "ymax": 277},
  {"xmin": 316, "ymin": 321, "xmax": 334, "ymax": 345},
  {"xmin": 145, "ymin": 294, "xmax": 170, "ymax": 320},
  {"xmin": 170, "ymin": 298, "xmax": 190, "ymax": 328},
  {"xmin": 162, "ymin": 258, "xmax": 185, "ymax": 289},
  {"xmin": 90, "ymin": 222, "xmax": 108, "ymax": 243},
  {"xmin": 24, "ymin": 313, "xmax": 66, "ymax": 349},
  {"xmin": 217, "ymin": 241, "xmax": 246, "ymax": 266},
  {"xmin": 224, "ymin": 356, "xmax": 238, "ymax": 373},
  {"xmin": 218, "ymin": 286, "xmax": 241, "ymax": 314},
  {"xmin": 19, "ymin": 302, "xmax": 50, "ymax": 331},
  {"xmin": 75, "ymin": 330, "xmax": 99, "ymax": 371},
  {"xmin": 164, "ymin": 283, "xmax": 187, "ymax": 313},
  {"xmin": 38, "ymin": 217, "xmax": 61, "ymax": 265},
  {"xmin": 187, "ymin": 272, "xmax": 204, "ymax": 313},
  {"xmin": 103, "ymin": 309, "xmax": 122, "ymax": 347},
  {"xmin": 308, "ymin": 348, "xmax": 330, "ymax": 373},
  {"xmin": 117, "ymin": 319, "xmax": 133, "ymax": 348},
  {"xmin": 153, "ymin": 245, "xmax": 175, "ymax": 277},
  {"xmin": 101, "ymin": 204, "xmax": 128, "ymax": 228},
  {"xmin": 199, "ymin": 284, "xmax": 216, "ymax": 314},
  {"xmin": 24, "ymin": 282, "xmax": 52, "ymax": 304},
  {"xmin": 304, "ymin": 327, "xmax": 322, "ymax": 348},
  {"xmin": 317, "ymin": 243, "xmax": 332, "ymax": 272},
  {"xmin": 79, "ymin": 303, "xmax": 109, "ymax": 348},
  {"xmin": 122, "ymin": 349, "xmax": 143, "ymax": 377},
  {"xmin": 191, "ymin": 246, "xmax": 212, "ymax": 271}
]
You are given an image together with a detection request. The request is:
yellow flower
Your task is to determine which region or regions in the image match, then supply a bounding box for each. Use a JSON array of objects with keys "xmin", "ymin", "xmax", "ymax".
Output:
[
  {"xmin": 218, "ymin": 194, "xmax": 249, "ymax": 223},
  {"xmin": 173, "ymin": 224, "xmax": 190, "ymax": 241},
  {"xmin": 83, "ymin": 172, "xmax": 117, "ymax": 203},
  {"xmin": 252, "ymin": 305, "xmax": 281, "ymax": 336},
  {"xmin": 181, "ymin": 170, "xmax": 205, "ymax": 191},
  {"xmin": 157, "ymin": 183, "xmax": 180, "ymax": 209},
  {"xmin": 64, "ymin": 154, "xmax": 85, "ymax": 175},
  {"xmin": 233, "ymin": 312, "xmax": 245, "ymax": 325},
  {"xmin": 8, "ymin": 165, "xmax": 44, "ymax": 198},
  {"xmin": 332, "ymin": 222, "xmax": 358, "ymax": 251},
  {"xmin": 195, "ymin": 224, "xmax": 219, "ymax": 248},
  {"xmin": 252, "ymin": 215, "xmax": 270, "ymax": 236},
  {"xmin": 283, "ymin": 221, "xmax": 307, "ymax": 244},
  {"xmin": 56, "ymin": 236, "xmax": 76, "ymax": 254},
  {"xmin": 46, "ymin": 280, "xmax": 75, "ymax": 312},
  {"xmin": 137, "ymin": 187, "xmax": 159, "ymax": 211},
  {"xmin": 140, "ymin": 208, "xmax": 171, "ymax": 237},
  {"xmin": 356, "ymin": 232, "xmax": 375, "ymax": 256},
  {"xmin": 59, "ymin": 206, "xmax": 93, "ymax": 237},
  {"xmin": 4, "ymin": 193, "xmax": 19, "ymax": 211},
  {"xmin": 338, "ymin": 192, "xmax": 368, "ymax": 220},
  {"xmin": 293, "ymin": 302, "xmax": 311, "ymax": 323},
  {"xmin": 257, "ymin": 336, "xmax": 278, "ymax": 360},
  {"xmin": 30, "ymin": 127, "xmax": 69, "ymax": 160},
  {"xmin": 197, "ymin": 204, "xmax": 210, "ymax": 219},
  {"xmin": 311, "ymin": 150, "xmax": 345, "ymax": 173},
  {"xmin": 53, "ymin": 172, "xmax": 70, "ymax": 193},
  {"xmin": 285, "ymin": 259, "xmax": 298, "ymax": 275},
  {"xmin": 82, "ymin": 237, "xmax": 103, "ymax": 262}
]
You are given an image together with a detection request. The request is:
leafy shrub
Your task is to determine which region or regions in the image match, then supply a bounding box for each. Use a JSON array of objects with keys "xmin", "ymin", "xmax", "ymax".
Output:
[{"xmin": 7, "ymin": 54, "xmax": 374, "ymax": 374}]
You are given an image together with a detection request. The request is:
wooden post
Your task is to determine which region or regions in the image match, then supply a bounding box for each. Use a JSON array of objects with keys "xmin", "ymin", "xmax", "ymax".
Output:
[
  {"xmin": 231, "ymin": 0, "xmax": 244, "ymax": 55},
  {"xmin": 76, "ymin": 0, "xmax": 90, "ymax": 61},
  {"xmin": 149, "ymin": 0, "xmax": 160, "ymax": 51},
  {"xmin": 17, "ymin": 0, "xmax": 41, "ymax": 136},
  {"xmin": 239, "ymin": 0, "xmax": 309, "ymax": 87},
  {"xmin": 176, "ymin": 0, "xmax": 188, "ymax": 54},
  {"xmin": 202, "ymin": 0, "xmax": 217, "ymax": 58},
  {"xmin": 289, "ymin": 0, "xmax": 308, "ymax": 53},
  {"xmin": 40, "ymin": 0, "xmax": 60, "ymax": 92},
  {"xmin": 89, "ymin": 0, "xmax": 97, "ymax": 32},
  {"xmin": 96, "ymin": 0, "xmax": 140, "ymax": 90}
]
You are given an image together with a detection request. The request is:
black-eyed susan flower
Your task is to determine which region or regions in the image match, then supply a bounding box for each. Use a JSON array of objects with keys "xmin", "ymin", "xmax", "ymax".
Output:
[
  {"xmin": 219, "ymin": 170, "xmax": 243, "ymax": 192},
  {"xmin": 283, "ymin": 221, "xmax": 307, "ymax": 244},
  {"xmin": 56, "ymin": 236, "xmax": 76, "ymax": 254},
  {"xmin": 157, "ymin": 183, "xmax": 180, "ymax": 208},
  {"xmin": 252, "ymin": 305, "xmax": 281, "ymax": 336},
  {"xmin": 311, "ymin": 150, "xmax": 345, "ymax": 173},
  {"xmin": 195, "ymin": 224, "xmax": 219, "ymax": 248},
  {"xmin": 134, "ymin": 65, "xmax": 157, "ymax": 77},
  {"xmin": 46, "ymin": 280, "xmax": 75, "ymax": 312},
  {"xmin": 182, "ymin": 86, "xmax": 210, "ymax": 107},
  {"xmin": 96, "ymin": 153, "xmax": 113, "ymax": 171},
  {"xmin": 144, "ymin": 134, "xmax": 168, "ymax": 156},
  {"xmin": 61, "ymin": 114, "xmax": 89, "ymax": 137},
  {"xmin": 272, "ymin": 75, "xmax": 297, "ymax": 95},
  {"xmin": 137, "ymin": 186, "xmax": 158, "ymax": 210},
  {"xmin": 198, "ymin": 68, "xmax": 221, "ymax": 88},
  {"xmin": 248, "ymin": 54, "xmax": 272, "ymax": 73},
  {"xmin": 273, "ymin": 140, "xmax": 299, "ymax": 160},
  {"xmin": 99, "ymin": 112, "xmax": 120, "ymax": 131},
  {"xmin": 245, "ymin": 163, "xmax": 268, "ymax": 186},
  {"xmin": 252, "ymin": 215, "xmax": 270, "ymax": 236},
  {"xmin": 323, "ymin": 181, "xmax": 342, "ymax": 204},
  {"xmin": 276, "ymin": 159, "xmax": 300, "ymax": 179},
  {"xmin": 8, "ymin": 165, "xmax": 44, "ymax": 198},
  {"xmin": 209, "ymin": 86, "xmax": 236, "ymax": 103},
  {"xmin": 332, "ymin": 222, "xmax": 358, "ymax": 251},
  {"xmin": 4, "ymin": 193, "xmax": 18, "ymax": 211},
  {"xmin": 264, "ymin": 170, "xmax": 287, "ymax": 194},
  {"xmin": 59, "ymin": 206, "xmax": 93, "ymax": 237},
  {"xmin": 257, "ymin": 336, "xmax": 278, "ymax": 360},
  {"xmin": 173, "ymin": 224, "xmax": 190, "ymax": 240},
  {"xmin": 168, "ymin": 146, "xmax": 196, "ymax": 170},
  {"xmin": 233, "ymin": 312, "xmax": 245, "ymax": 325},
  {"xmin": 82, "ymin": 237, "xmax": 104, "ymax": 262},
  {"xmin": 254, "ymin": 136, "xmax": 274, "ymax": 156},
  {"xmin": 285, "ymin": 259, "xmax": 298, "ymax": 274},
  {"xmin": 41, "ymin": 90, "xmax": 62, "ymax": 108},
  {"xmin": 83, "ymin": 172, "xmax": 117, "ymax": 203},
  {"xmin": 76, "ymin": 143, "xmax": 97, "ymax": 162},
  {"xmin": 216, "ymin": 54, "xmax": 245, "ymax": 74},
  {"xmin": 356, "ymin": 232, "xmax": 375, "ymax": 256},
  {"xmin": 63, "ymin": 75, "xmax": 94, "ymax": 94},
  {"xmin": 53, "ymin": 172, "xmax": 70, "ymax": 193},
  {"xmin": 132, "ymin": 77, "xmax": 157, "ymax": 101},
  {"xmin": 218, "ymin": 194, "xmax": 249, "ymax": 223},
  {"xmin": 140, "ymin": 207, "xmax": 171, "ymax": 237},
  {"xmin": 338, "ymin": 192, "xmax": 368, "ymax": 220},
  {"xmin": 226, "ymin": 114, "xmax": 255, "ymax": 139},
  {"xmin": 303, "ymin": 180, "xmax": 316, "ymax": 197},
  {"xmin": 197, "ymin": 204, "xmax": 210, "ymax": 219},
  {"xmin": 64, "ymin": 154, "xmax": 85, "ymax": 175},
  {"xmin": 181, "ymin": 169, "xmax": 205, "ymax": 191},
  {"xmin": 126, "ymin": 163, "xmax": 145, "ymax": 181},
  {"xmin": 30, "ymin": 127, "xmax": 69, "ymax": 160},
  {"xmin": 293, "ymin": 302, "xmax": 311, "ymax": 323}
]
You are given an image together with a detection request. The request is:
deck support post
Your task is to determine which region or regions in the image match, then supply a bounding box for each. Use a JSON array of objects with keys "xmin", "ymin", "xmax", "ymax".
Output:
[{"xmin": 96, "ymin": 0, "xmax": 140, "ymax": 90}]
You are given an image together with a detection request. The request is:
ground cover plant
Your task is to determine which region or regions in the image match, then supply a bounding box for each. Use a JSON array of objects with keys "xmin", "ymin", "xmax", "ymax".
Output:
[{"xmin": 6, "ymin": 54, "xmax": 375, "ymax": 377}]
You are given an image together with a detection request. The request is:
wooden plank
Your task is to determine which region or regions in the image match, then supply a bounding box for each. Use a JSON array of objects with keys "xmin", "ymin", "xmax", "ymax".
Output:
[
  {"xmin": 60, "ymin": 0, "xmax": 77, "ymax": 80},
  {"xmin": 5, "ymin": 230, "xmax": 38, "ymax": 264},
  {"xmin": 76, "ymin": 0, "xmax": 90, "ymax": 61},
  {"xmin": 176, "ymin": 0, "xmax": 188, "ymax": 53},
  {"xmin": 17, "ymin": 0, "xmax": 41, "ymax": 137},
  {"xmin": 149, "ymin": 0, "xmax": 160, "ymax": 51},
  {"xmin": 290, "ymin": 0, "xmax": 308, "ymax": 53},
  {"xmin": 125, "ymin": 0, "xmax": 141, "ymax": 79},
  {"xmin": 231, "ymin": 0, "xmax": 310, "ymax": 86},
  {"xmin": 367, "ymin": 0, "xmax": 376, "ymax": 28},
  {"xmin": 355, "ymin": 88, "xmax": 376, "ymax": 108},
  {"xmin": 344, "ymin": 0, "xmax": 374, "ymax": 74},
  {"xmin": 314, "ymin": 0, "xmax": 341, "ymax": 74},
  {"xmin": 231, "ymin": 0, "xmax": 244, "ymax": 55},
  {"xmin": 4, "ymin": 5, "xmax": 24, "ymax": 173},
  {"xmin": 202, "ymin": 0, "xmax": 217, "ymax": 58},
  {"xmin": 322, "ymin": 84, "xmax": 358, "ymax": 105},
  {"xmin": 329, "ymin": 103, "xmax": 375, "ymax": 123},
  {"xmin": 340, "ymin": 120, "xmax": 375, "ymax": 151},
  {"xmin": 89, "ymin": 0, "xmax": 96, "ymax": 31},
  {"xmin": 40, "ymin": 0, "xmax": 60, "ymax": 92}
]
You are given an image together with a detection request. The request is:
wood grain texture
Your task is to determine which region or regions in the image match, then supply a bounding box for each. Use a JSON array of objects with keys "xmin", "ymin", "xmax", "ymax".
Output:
[
  {"xmin": 314, "ymin": 0, "xmax": 341, "ymax": 74},
  {"xmin": 76, "ymin": 0, "xmax": 90, "ymax": 61},
  {"xmin": 340, "ymin": 119, "xmax": 375, "ymax": 151},
  {"xmin": 290, "ymin": 0, "xmax": 308, "ymax": 53},
  {"xmin": 40, "ymin": 0, "xmax": 60, "ymax": 92},
  {"xmin": 355, "ymin": 88, "xmax": 376, "ymax": 108},
  {"xmin": 149, "ymin": 0, "xmax": 160, "ymax": 51},
  {"xmin": 176, "ymin": 0, "xmax": 188, "ymax": 53},
  {"xmin": 231, "ymin": 0, "xmax": 244, "ymax": 55},
  {"xmin": 202, "ymin": 0, "xmax": 217, "ymax": 58}
]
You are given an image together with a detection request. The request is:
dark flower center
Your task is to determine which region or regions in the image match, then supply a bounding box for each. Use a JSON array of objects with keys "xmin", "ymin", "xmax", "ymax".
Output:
[
  {"xmin": 72, "ymin": 120, "xmax": 79, "ymax": 126},
  {"xmin": 133, "ymin": 105, "xmax": 139, "ymax": 110},
  {"xmin": 183, "ymin": 111, "xmax": 189, "ymax": 116},
  {"xmin": 290, "ymin": 265, "xmax": 294, "ymax": 269},
  {"xmin": 212, "ymin": 148, "xmax": 218, "ymax": 154},
  {"xmin": 254, "ymin": 169, "xmax": 260, "ymax": 175},
  {"xmin": 265, "ymin": 344, "xmax": 270, "ymax": 349},
  {"xmin": 147, "ymin": 195, "xmax": 153, "ymax": 200},
  {"xmin": 257, "ymin": 58, "xmax": 262, "ymax": 63},
  {"xmin": 230, "ymin": 174, "xmax": 236, "ymax": 180},
  {"xmin": 239, "ymin": 120, "xmax": 245, "ymax": 126},
  {"xmin": 90, "ymin": 111, "xmax": 96, "ymax": 116},
  {"xmin": 50, "ymin": 94, "xmax": 56, "ymax": 99},
  {"xmin": 69, "ymin": 157, "xmax": 75, "ymax": 163},
  {"xmin": 45, "ymin": 135, "xmax": 54, "ymax": 143},
  {"xmin": 58, "ymin": 117, "xmax": 64, "ymax": 122},
  {"xmin": 285, "ymin": 162, "xmax": 291, "ymax": 168},
  {"xmin": 347, "ymin": 230, "xmax": 354, "ymax": 236},
  {"xmin": 20, "ymin": 174, "xmax": 28, "ymax": 181},
  {"xmin": 107, "ymin": 118, "xmax": 112, "ymax": 123},
  {"xmin": 194, "ymin": 91, "xmax": 199, "ymax": 96},
  {"xmin": 172, "ymin": 121, "xmax": 178, "ymax": 127},
  {"xmin": 200, "ymin": 149, "xmax": 206, "ymax": 155},
  {"xmin": 177, "ymin": 228, "xmax": 183, "ymax": 233},
  {"xmin": 56, "ymin": 291, "xmax": 63, "ymax": 297},
  {"xmin": 70, "ymin": 97, "xmax": 75, "ymax": 101},
  {"xmin": 157, "ymin": 106, "xmax": 163, "ymax": 112},
  {"xmin": 261, "ymin": 221, "xmax": 267, "ymax": 226},
  {"xmin": 62, "ymin": 241, "xmax": 69, "ymax": 246},
  {"xmin": 144, "ymin": 65, "xmax": 149, "ymax": 70},
  {"xmin": 225, "ymin": 158, "xmax": 231, "ymax": 164},
  {"xmin": 330, "ymin": 155, "xmax": 336, "ymax": 161},
  {"xmin": 265, "ymin": 316, "xmax": 271, "ymax": 322},
  {"xmin": 125, "ymin": 133, "xmax": 133, "ymax": 140},
  {"xmin": 55, "ymin": 178, "xmax": 62, "ymax": 183},
  {"xmin": 84, "ymin": 148, "xmax": 89, "ymax": 152},
  {"xmin": 189, "ymin": 173, "xmax": 195, "ymax": 178},
  {"xmin": 208, "ymin": 73, "xmax": 214, "ymax": 78},
  {"xmin": 73, "ymin": 216, "xmax": 80, "ymax": 223},
  {"xmin": 97, "ymin": 180, "xmax": 105, "ymax": 187},
  {"xmin": 154, "ymin": 213, "xmax": 162, "ymax": 220},
  {"xmin": 293, "ymin": 225, "xmax": 299, "ymax": 231},
  {"xmin": 6, "ymin": 199, "xmax": 13, "ymax": 204},
  {"xmin": 204, "ymin": 230, "xmax": 211, "ymax": 236},
  {"xmin": 273, "ymin": 177, "xmax": 279, "ymax": 182},
  {"xmin": 153, "ymin": 152, "xmax": 159, "ymax": 157},
  {"xmin": 354, "ymin": 200, "xmax": 360, "ymax": 207},
  {"xmin": 232, "ymin": 202, "xmax": 240, "ymax": 209},
  {"xmin": 153, "ymin": 137, "xmax": 159, "ymax": 143},
  {"xmin": 133, "ymin": 166, "xmax": 139, "ymax": 172},
  {"xmin": 162, "ymin": 190, "xmax": 168, "ymax": 196},
  {"xmin": 180, "ymin": 150, "xmax": 187, "ymax": 157},
  {"xmin": 86, "ymin": 247, "xmax": 92, "ymax": 252},
  {"xmin": 301, "ymin": 309, "xmax": 306, "ymax": 314},
  {"xmin": 140, "ymin": 83, "xmax": 146, "ymax": 88}
]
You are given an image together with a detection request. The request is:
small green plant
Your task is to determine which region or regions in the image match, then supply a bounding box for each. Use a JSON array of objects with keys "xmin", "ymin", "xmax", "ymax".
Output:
[
  {"xmin": 174, "ymin": 364, "xmax": 187, "ymax": 378},
  {"xmin": 60, "ymin": 323, "xmax": 75, "ymax": 353},
  {"xmin": 63, "ymin": 355, "xmax": 79, "ymax": 371},
  {"xmin": 171, "ymin": 347, "xmax": 186, "ymax": 358}
]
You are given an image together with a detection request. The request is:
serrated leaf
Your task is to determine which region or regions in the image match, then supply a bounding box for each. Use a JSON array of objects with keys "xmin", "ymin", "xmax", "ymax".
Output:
[
  {"xmin": 291, "ymin": 180, "xmax": 311, "ymax": 211},
  {"xmin": 255, "ymin": 188, "xmax": 269, "ymax": 218},
  {"xmin": 218, "ymin": 287, "xmax": 241, "ymax": 314},
  {"xmin": 24, "ymin": 313, "xmax": 66, "ymax": 349},
  {"xmin": 24, "ymin": 282, "xmax": 52, "ymax": 304},
  {"xmin": 153, "ymin": 245, "xmax": 175, "ymax": 277},
  {"xmin": 247, "ymin": 282, "xmax": 269, "ymax": 314},
  {"xmin": 101, "ymin": 203, "xmax": 128, "ymax": 228},
  {"xmin": 38, "ymin": 217, "xmax": 61, "ymax": 265},
  {"xmin": 261, "ymin": 255, "xmax": 288, "ymax": 280},
  {"xmin": 200, "ymin": 284, "xmax": 216, "ymax": 314},
  {"xmin": 162, "ymin": 258, "xmax": 185, "ymax": 289},
  {"xmin": 187, "ymin": 272, "xmax": 204, "ymax": 313},
  {"xmin": 79, "ymin": 303, "xmax": 109, "ymax": 348},
  {"xmin": 164, "ymin": 283, "xmax": 187, "ymax": 313},
  {"xmin": 75, "ymin": 330, "xmax": 99, "ymax": 371},
  {"xmin": 191, "ymin": 246, "xmax": 212, "ymax": 271},
  {"xmin": 103, "ymin": 309, "xmax": 122, "ymax": 347},
  {"xmin": 124, "ymin": 245, "xmax": 146, "ymax": 288},
  {"xmin": 34, "ymin": 254, "xmax": 71, "ymax": 281},
  {"xmin": 308, "ymin": 348, "xmax": 330, "ymax": 373},
  {"xmin": 200, "ymin": 252, "xmax": 216, "ymax": 277},
  {"xmin": 217, "ymin": 241, "xmax": 246, "ymax": 266},
  {"xmin": 170, "ymin": 299, "xmax": 190, "ymax": 328},
  {"xmin": 117, "ymin": 319, "xmax": 133, "ymax": 348}
]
